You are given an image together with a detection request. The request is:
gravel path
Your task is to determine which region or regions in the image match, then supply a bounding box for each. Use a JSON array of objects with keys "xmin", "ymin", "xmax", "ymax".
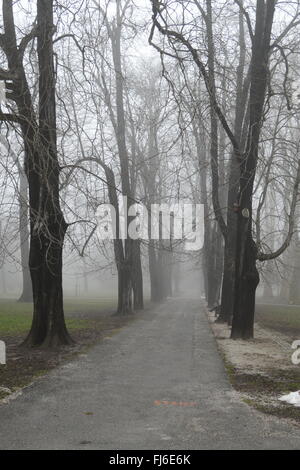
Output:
[{"xmin": 0, "ymin": 298, "xmax": 299, "ymax": 450}]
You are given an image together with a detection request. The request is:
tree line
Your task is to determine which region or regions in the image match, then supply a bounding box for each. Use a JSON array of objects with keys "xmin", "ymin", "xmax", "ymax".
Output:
[{"xmin": 0, "ymin": 0, "xmax": 299, "ymax": 346}]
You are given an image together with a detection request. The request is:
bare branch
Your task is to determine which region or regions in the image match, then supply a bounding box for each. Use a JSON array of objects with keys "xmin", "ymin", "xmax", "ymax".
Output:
[
  {"xmin": 193, "ymin": 0, "xmax": 207, "ymax": 22},
  {"xmin": 233, "ymin": 0, "xmax": 254, "ymax": 42},
  {"xmin": 18, "ymin": 23, "xmax": 38, "ymax": 59},
  {"xmin": 0, "ymin": 68, "xmax": 17, "ymax": 80},
  {"xmin": 258, "ymin": 160, "xmax": 300, "ymax": 261},
  {"xmin": 149, "ymin": 2, "xmax": 241, "ymax": 157},
  {"xmin": 0, "ymin": 111, "xmax": 20, "ymax": 123},
  {"xmin": 53, "ymin": 33, "xmax": 84, "ymax": 54},
  {"xmin": 272, "ymin": 12, "xmax": 300, "ymax": 47}
]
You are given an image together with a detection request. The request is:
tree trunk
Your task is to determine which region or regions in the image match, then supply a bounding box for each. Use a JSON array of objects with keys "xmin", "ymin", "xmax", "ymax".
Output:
[
  {"xmin": 231, "ymin": 236, "xmax": 259, "ymax": 339},
  {"xmin": 110, "ymin": 1, "xmax": 137, "ymax": 314},
  {"xmin": 132, "ymin": 240, "xmax": 144, "ymax": 310},
  {"xmin": 159, "ymin": 243, "xmax": 173, "ymax": 299},
  {"xmin": 148, "ymin": 242, "xmax": 163, "ymax": 302},
  {"xmin": 219, "ymin": 1, "xmax": 248, "ymax": 324},
  {"xmin": 117, "ymin": 262, "xmax": 133, "ymax": 315},
  {"xmin": 218, "ymin": 242, "xmax": 235, "ymax": 323},
  {"xmin": 22, "ymin": 0, "xmax": 72, "ymax": 347},
  {"xmin": 192, "ymin": 120, "xmax": 210, "ymax": 304},
  {"xmin": 231, "ymin": 0, "xmax": 275, "ymax": 339},
  {"xmin": 207, "ymin": 222, "xmax": 223, "ymax": 309},
  {"xmin": 218, "ymin": 201, "xmax": 237, "ymax": 324}
]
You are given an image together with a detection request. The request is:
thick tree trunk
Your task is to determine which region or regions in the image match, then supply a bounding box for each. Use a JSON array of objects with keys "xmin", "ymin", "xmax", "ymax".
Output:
[
  {"xmin": 231, "ymin": 235, "xmax": 259, "ymax": 339},
  {"xmin": 148, "ymin": 243, "xmax": 163, "ymax": 302},
  {"xmin": 206, "ymin": 255, "xmax": 216, "ymax": 308},
  {"xmin": 1, "ymin": 1, "xmax": 72, "ymax": 346},
  {"xmin": 218, "ymin": 206, "xmax": 237, "ymax": 323},
  {"xmin": 22, "ymin": 0, "xmax": 72, "ymax": 347},
  {"xmin": 160, "ymin": 245, "xmax": 173, "ymax": 299},
  {"xmin": 24, "ymin": 220, "xmax": 72, "ymax": 347},
  {"xmin": 219, "ymin": 2, "xmax": 247, "ymax": 324},
  {"xmin": 117, "ymin": 254, "xmax": 133, "ymax": 315},
  {"xmin": 110, "ymin": 2, "xmax": 138, "ymax": 313},
  {"xmin": 219, "ymin": 247, "xmax": 235, "ymax": 323},
  {"xmin": 132, "ymin": 240, "xmax": 144, "ymax": 310},
  {"xmin": 231, "ymin": 1, "xmax": 275, "ymax": 339}
]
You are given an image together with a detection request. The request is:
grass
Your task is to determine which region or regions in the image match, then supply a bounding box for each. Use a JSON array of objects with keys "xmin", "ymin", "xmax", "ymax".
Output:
[
  {"xmin": 0, "ymin": 298, "xmax": 117, "ymax": 336},
  {"xmin": 256, "ymin": 303, "xmax": 300, "ymax": 338},
  {"xmin": 0, "ymin": 316, "xmax": 99, "ymax": 336},
  {"xmin": 0, "ymin": 297, "xmax": 133, "ymax": 402}
]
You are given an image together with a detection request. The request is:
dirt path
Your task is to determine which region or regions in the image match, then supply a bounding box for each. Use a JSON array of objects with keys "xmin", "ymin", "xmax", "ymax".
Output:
[{"xmin": 0, "ymin": 298, "xmax": 300, "ymax": 449}]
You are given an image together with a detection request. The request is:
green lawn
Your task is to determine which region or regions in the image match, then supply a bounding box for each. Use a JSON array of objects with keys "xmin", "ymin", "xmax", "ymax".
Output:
[
  {"xmin": 256, "ymin": 303, "xmax": 300, "ymax": 337},
  {"xmin": 0, "ymin": 297, "xmax": 130, "ymax": 398},
  {"xmin": 0, "ymin": 298, "xmax": 117, "ymax": 336}
]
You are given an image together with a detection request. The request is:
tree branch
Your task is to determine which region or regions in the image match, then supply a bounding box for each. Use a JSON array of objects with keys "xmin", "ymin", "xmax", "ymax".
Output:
[
  {"xmin": 272, "ymin": 13, "xmax": 300, "ymax": 47},
  {"xmin": 53, "ymin": 33, "xmax": 84, "ymax": 54},
  {"xmin": 0, "ymin": 111, "xmax": 20, "ymax": 123},
  {"xmin": 18, "ymin": 23, "xmax": 38, "ymax": 59},
  {"xmin": 233, "ymin": 0, "xmax": 254, "ymax": 43},
  {"xmin": 258, "ymin": 159, "xmax": 300, "ymax": 261},
  {"xmin": 0, "ymin": 68, "xmax": 17, "ymax": 80},
  {"xmin": 149, "ymin": 1, "xmax": 241, "ymax": 157}
]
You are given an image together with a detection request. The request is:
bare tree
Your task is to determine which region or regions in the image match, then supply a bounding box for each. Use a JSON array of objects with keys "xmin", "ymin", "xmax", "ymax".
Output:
[
  {"xmin": 149, "ymin": 0, "xmax": 300, "ymax": 339},
  {"xmin": 0, "ymin": 0, "xmax": 72, "ymax": 346}
]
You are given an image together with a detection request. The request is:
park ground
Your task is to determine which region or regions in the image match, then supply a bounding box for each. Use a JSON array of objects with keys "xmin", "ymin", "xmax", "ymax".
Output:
[
  {"xmin": 0, "ymin": 297, "xmax": 134, "ymax": 401},
  {"xmin": 0, "ymin": 297, "xmax": 300, "ymax": 449},
  {"xmin": 209, "ymin": 303, "xmax": 300, "ymax": 423}
]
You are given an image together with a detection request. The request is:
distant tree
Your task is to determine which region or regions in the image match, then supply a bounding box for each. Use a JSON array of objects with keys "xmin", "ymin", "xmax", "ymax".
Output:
[
  {"xmin": 0, "ymin": 136, "xmax": 32, "ymax": 302},
  {"xmin": 150, "ymin": 0, "xmax": 300, "ymax": 339},
  {"xmin": 89, "ymin": 0, "xmax": 148, "ymax": 313}
]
